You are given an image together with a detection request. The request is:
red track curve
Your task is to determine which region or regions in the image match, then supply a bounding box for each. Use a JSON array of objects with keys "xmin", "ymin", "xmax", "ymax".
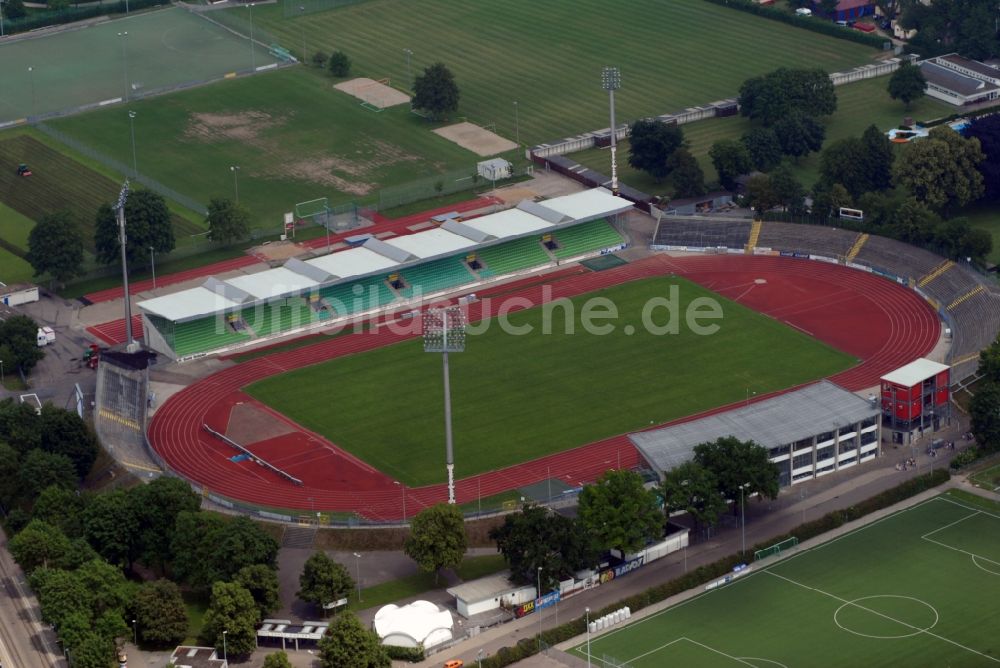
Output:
[{"xmin": 148, "ymin": 255, "xmax": 938, "ymax": 520}]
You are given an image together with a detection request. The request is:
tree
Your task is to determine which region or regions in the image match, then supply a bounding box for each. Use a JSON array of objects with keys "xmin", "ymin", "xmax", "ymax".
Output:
[
  {"xmin": 965, "ymin": 113, "xmax": 1000, "ymax": 202},
  {"xmin": 82, "ymin": 489, "xmax": 138, "ymax": 568},
  {"xmin": 297, "ymin": 551, "xmax": 353, "ymax": 610},
  {"xmin": 738, "ymin": 68, "xmax": 836, "ymax": 126},
  {"xmin": 328, "ymin": 50, "xmax": 351, "ymax": 77},
  {"xmin": 819, "ymin": 137, "xmax": 870, "ymax": 199},
  {"xmin": 769, "ymin": 165, "xmax": 806, "ymax": 213},
  {"xmin": 3, "ymin": 0, "xmax": 27, "ymax": 19},
  {"xmin": 411, "ymin": 62, "xmax": 460, "ymax": 120},
  {"xmin": 30, "ymin": 567, "xmax": 90, "ymax": 629},
  {"xmin": 978, "ymin": 336, "xmax": 1000, "ymax": 385},
  {"xmin": 893, "ymin": 126, "xmax": 985, "ymax": 213},
  {"xmin": 889, "ymin": 197, "xmax": 940, "ymax": 245},
  {"xmin": 489, "ymin": 504, "xmax": 594, "ymax": 590},
  {"xmin": 234, "ymin": 564, "xmax": 280, "ymax": 618},
  {"xmin": 33, "ymin": 485, "xmax": 85, "ymax": 538},
  {"xmin": 666, "ymin": 148, "xmax": 707, "ymax": 198},
  {"xmin": 709, "ymin": 139, "xmax": 752, "ymax": 191},
  {"xmin": 67, "ymin": 632, "xmax": 115, "ymax": 668},
  {"xmin": 318, "ymin": 611, "xmax": 390, "ymax": 668},
  {"xmin": 0, "ymin": 314, "xmax": 45, "ymax": 374},
  {"xmin": 971, "ymin": 381, "xmax": 1000, "ymax": 453},
  {"xmin": 170, "ymin": 511, "xmax": 227, "ymax": 590},
  {"xmin": 404, "ymin": 503, "xmax": 467, "ymax": 582},
  {"xmin": 25, "ymin": 211, "xmax": 84, "ymax": 286},
  {"xmin": 75, "ymin": 558, "xmax": 131, "ymax": 619},
  {"xmin": 0, "ymin": 398, "xmax": 42, "ymax": 453},
  {"xmin": 202, "ymin": 581, "xmax": 259, "ymax": 657},
  {"xmin": 773, "ymin": 111, "xmax": 825, "ymax": 161},
  {"xmin": 264, "ymin": 652, "xmax": 294, "ymax": 668},
  {"xmin": 741, "ymin": 127, "xmax": 782, "ymax": 172},
  {"xmin": 693, "ymin": 437, "xmax": 780, "ymax": 515},
  {"xmin": 0, "ymin": 442, "xmax": 19, "ymax": 508},
  {"xmin": 214, "ymin": 515, "xmax": 280, "ymax": 580},
  {"xmin": 887, "ymin": 61, "xmax": 926, "ymax": 109},
  {"xmin": 9, "ymin": 520, "xmax": 72, "ymax": 573},
  {"xmin": 311, "ymin": 51, "xmax": 327, "ymax": 67},
  {"xmin": 743, "ymin": 174, "xmax": 780, "ymax": 215},
  {"xmin": 40, "ymin": 405, "xmax": 98, "ymax": 478},
  {"xmin": 129, "ymin": 476, "xmax": 201, "ymax": 573},
  {"xmin": 626, "ymin": 119, "xmax": 685, "ymax": 182},
  {"xmin": 94, "ymin": 189, "xmax": 175, "ymax": 266},
  {"xmin": 577, "ymin": 469, "xmax": 662, "ymax": 555},
  {"xmin": 206, "ymin": 198, "xmax": 250, "ymax": 244},
  {"xmin": 660, "ymin": 461, "xmax": 726, "ymax": 530},
  {"xmin": 861, "ymin": 124, "xmax": 895, "ymax": 194},
  {"xmin": 133, "ymin": 579, "xmax": 188, "ymax": 647},
  {"xmin": 19, "ymin": 449, "xmax": 77, "ymax": 497}
]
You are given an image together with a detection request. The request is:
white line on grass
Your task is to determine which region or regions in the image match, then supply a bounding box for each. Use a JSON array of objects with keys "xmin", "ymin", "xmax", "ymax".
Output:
[
  {"xmin": 920, "ymin": 510, "xmax": 979, "ymax": 540},
  {"xmin": 765, "ymin": 571, "xmax": 1000, "ymax": 664},
  {"xmin": 937, "ymin": 493, "xmax": 1000, "ymax": 521}
]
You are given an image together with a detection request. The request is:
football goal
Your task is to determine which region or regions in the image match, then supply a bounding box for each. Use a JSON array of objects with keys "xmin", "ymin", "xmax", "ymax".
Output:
[{"xmin": 754, "ymin": 536, "xmax": 798, "ymax": 561}]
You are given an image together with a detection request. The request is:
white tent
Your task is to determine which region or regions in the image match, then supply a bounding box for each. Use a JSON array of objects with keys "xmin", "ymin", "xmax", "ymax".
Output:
[{"xmin": 372, "ymin": 600, "xmax": 454, "ymax": 650}]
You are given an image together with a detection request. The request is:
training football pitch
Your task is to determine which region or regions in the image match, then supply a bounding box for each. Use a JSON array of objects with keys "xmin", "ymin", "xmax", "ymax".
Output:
[
  {"xmin": 252, "ymin": 0, "xmax": 877, "ymax": 144},
  {"xmin": 0, "ymin": 7, "xmax": 278, "ymax": 124},
  {"xmin": 572, "ymin": 490, "xmax": 1000, "ymax": 668},
  {"xmin": 245, "ymin": 276, "xmax": 854, "ymax": 485}
]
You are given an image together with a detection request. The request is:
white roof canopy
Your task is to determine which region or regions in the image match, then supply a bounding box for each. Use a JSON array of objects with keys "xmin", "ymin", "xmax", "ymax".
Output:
[
  {"xmin": 226, "ymin": 267, "xmax": 320, "ymax": 300},
  {"xmin": 139, "ymin": 286, "xmax": 242, "ymax": 321},
  {"xmin": 384, "ymin": 227, "xmax": 478, "ymax": 259},
  {"xmin": 462, "ymin": 208, "xmax": 554, "ymax": 239},
  {"xmin": 881, "ymin": 358, "xmax": 950, "ymax": 387},
  {"xmin": 373, "ymin": 601, "xmax": 453, "ymax": 650},
  {"xmin": 306, "ymin": 247, "xmax": 400, "ymax": 278},
  {"xmin": 540, "ymin": 187, "xmax": 633, "ymax": 222}
]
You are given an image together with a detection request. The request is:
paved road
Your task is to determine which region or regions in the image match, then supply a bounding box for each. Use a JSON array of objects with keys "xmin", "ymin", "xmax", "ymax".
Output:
[{"xmin": 0, "ymin": 526, "xmax": 63, "ymax": 668}]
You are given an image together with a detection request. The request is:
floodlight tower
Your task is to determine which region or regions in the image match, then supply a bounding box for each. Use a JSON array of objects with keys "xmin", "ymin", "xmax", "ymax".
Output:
[
  {"xmin": 115, "ymin": 180, "xmax": 135, "ymax": 348},
  {"xmin": 423, "ymin": 306, "xmax": 466, "ymax": 505},
  {"xmin": 601, "ymin": 66, "xmax": 621, "ymax": 196}
]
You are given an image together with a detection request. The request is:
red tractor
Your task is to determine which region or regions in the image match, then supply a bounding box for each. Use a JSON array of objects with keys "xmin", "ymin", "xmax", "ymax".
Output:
[{"xmin": 16, "ymin": 163, "xmax": 32, "ymax": 177}]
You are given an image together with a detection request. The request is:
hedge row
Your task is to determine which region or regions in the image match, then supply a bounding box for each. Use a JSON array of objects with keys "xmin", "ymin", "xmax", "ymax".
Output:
[
  {"xmin": 472, "ymin": 469, "xmax": 949, "ymax": 668},
  {"xmin": 921, "ymin": 103, "xmax": 1000, "ymax": 128},
  {"xmin": 702, "ymin": 0, "xmax": 888, "ymax": 50},
  {"xmin": 385, "ymin": 645, "xmax": 424, "ymax": 662},
  {"xmin": 2, "ymin": 0, "xmax": 168, "ymax": 34}
]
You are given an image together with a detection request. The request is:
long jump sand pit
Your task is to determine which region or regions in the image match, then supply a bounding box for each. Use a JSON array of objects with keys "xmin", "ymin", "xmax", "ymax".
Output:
[
  {"xmin": 333, "ymin": 77, "xmax": 411, "ymax": 109},
  {"xmin": 433, "ymin": 121, "xmax": 518, "ymax": 156}
]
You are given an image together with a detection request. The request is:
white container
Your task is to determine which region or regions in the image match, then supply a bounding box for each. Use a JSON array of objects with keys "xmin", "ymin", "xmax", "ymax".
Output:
[
  {"xmin": 588, "ymin": 622, "xmax": 596, "ymax": 633},
  {"xmin": 624, "ymin": 607, "xmax": 631, "ymax": 619}
]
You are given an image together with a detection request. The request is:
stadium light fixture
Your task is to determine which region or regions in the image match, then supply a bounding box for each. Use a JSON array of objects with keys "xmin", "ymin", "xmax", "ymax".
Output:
[
  {"xmin": 601, "ymin": 66, "xmax": 621, "ymax": 196},
  {"xmin": 423, "ymin": 306, "xmax": 466, "ymax": 505},
  {"xmin": 115, "ymin": 180, "xmax": 135, "ymax": 348},
  {"xmin": 230, "ymin": 165, "xmax": 240, "ymax": 203}
]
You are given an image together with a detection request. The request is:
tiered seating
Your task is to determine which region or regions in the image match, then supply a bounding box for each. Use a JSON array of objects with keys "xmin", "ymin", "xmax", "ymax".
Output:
[
  {"xmin": 317, "ymin": 276, "xmax": 396, "ymax": 316},
  {"xmin": 399, "ymin": 256, "xmax": 474, "ymax": 297},
  {"xmin": 948, "ymin": 290, "xmax": 1000, "ymax": 380},
  {"xmin": 755, "ymin": 222, "xmax": 856, "ymax": 257},
  {"xmin": 242, "ymin": 299, "xmax": 316, "ymax": 337},
  {"xmin": 854, "ymin": 235, "xmax": 941, "ymax": 279},
  {"xmin": 653, "ymin": 219, "xmax": 752, "ymax": 249},
  {"xmin": 551, "ymin": 220, "xmax": 624, "ymax": 259},
  {"xmin": 923, "ymin": 264, "xmax": 980, "ymax": 308},
  {"xmin": 917, "ymin": 260, "xmax": 955, "ymax": 288},
  {"xmin": 845, "ymin": 233, "xmax": 869, "ymax": 262},
  {"xmin": 172, "ymin": 315, "xmax": 251, "ymax": 357},
  {"xmin": 476, "ymin": 237, "xmax": 551, "ymax": 277}
]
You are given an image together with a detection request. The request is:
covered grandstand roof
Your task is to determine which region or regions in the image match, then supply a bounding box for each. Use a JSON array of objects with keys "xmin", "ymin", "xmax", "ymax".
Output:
[
  {"xmin": 631, "ymin": 381, "xmax": 878, "ymax": 473},
  {"xmin": 137, "ymin": 187, "xmax": 632, "ymax": 325}
]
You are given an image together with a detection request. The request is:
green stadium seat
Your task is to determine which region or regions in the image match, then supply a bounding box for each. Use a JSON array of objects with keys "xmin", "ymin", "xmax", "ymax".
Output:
[
  {"xmin": 319, "ymin": 276, "xmax": 397, "ymax": 316},
  {"xmin": 551, "ymin": 220, "xmax": 624, "ymax": 260},
  {"xmin": 172, "ymin": 315, "xmax": 251, "ymax": 357},
  {"xmin": 398, "ymin": 256, "xmax": 474, "ymax": 297},
  {"xmin": 476, "ymin": 237, "xmax": 552, "ymax": 276},
  {"xmin": 242, "ymin": 299, "xmax": 317, "ymax": 337}
]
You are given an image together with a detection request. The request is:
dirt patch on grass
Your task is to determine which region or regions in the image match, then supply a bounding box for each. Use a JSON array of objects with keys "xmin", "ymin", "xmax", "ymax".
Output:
[
  {"xmin": 495, "ymin": 186, "xmax": 538, "ymax": 205},
  {"xmin": 227, "ymin": 401, "xmax": 295, "ymax": 445},
  {"xmin": 333, "ymin": 77, "xmax": 411, "ymax": 109},
  {"xmin": 433, "ymin": 121, "xmax": 518, "ymax": 157},
  {"xmin": 184, "ymin": 110, "xmax": 283, "ymax": 143}
]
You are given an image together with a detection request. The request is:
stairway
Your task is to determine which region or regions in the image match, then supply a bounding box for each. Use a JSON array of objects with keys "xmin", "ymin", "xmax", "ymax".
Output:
[
  {"xmin": 745, "ymin": 220, "xmax": 762, "ymax": 254},
  {"xmin": 947, "ymin": 284, "xmax": 985, "ymax": 311},
  {"xmin": 918, "ymin": 260, "xmax": 955, "ymax": 287},
  {"xmin": 845, "ymin": 233, "xmax": 869, "ymax": 262}
]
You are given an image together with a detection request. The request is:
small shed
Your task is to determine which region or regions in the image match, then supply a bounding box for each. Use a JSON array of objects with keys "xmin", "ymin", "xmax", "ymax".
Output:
[
  {"xmin": 0, "ymin": 283, "xmax": 39, "ymax": 306},
  {"xmin": 477, "ymin": 158, "xmax": 512, "ymax": 181},
  {"xmin": 169, "ymin": 646, "xmax": 227, "ymax": 668},
  {"xmin": 447, "ymin": 571, "xmax": 535, "ymax": 618}
]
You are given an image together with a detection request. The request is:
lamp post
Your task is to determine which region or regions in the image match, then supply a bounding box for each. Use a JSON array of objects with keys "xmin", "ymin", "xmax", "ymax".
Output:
[
  {"xmin": 27, "ymin": 66, "xmax": 35, "ymax": 118},
  {"xmin": 477, "ymin": 649, "xmax": 484, "ymax": 667},
  {"xmin": 115, "ymin": 181, "xmax": 135, "ymax": 347},
  {"xmin": 117, "ymin": 31, "xmax": 129, "ymax": 102},
  {"xmin": 248, "ymin": 3, "xmax": 256, "ymax": 71},
  {"xmin": 536, "ymin": 566, "xmax": 543, "ymax": 650},
  {"xmin": 423, "ymin": 306, "xmax": 466, "ymax": 504},
  {"xmin": 353, "ymin": 552, "xmax": 362, "ymax": 601},
  {"xmin": 132, "ymin": 618, "xmax": 137, "ymax": 645},
  {"xmin": 746, "ymin": 388, "xmax": 756, "ymax": 407},
  {"xmin": 739, "ymin": 482, "xmax": 749, "ymax": 556},
  {"xmin": 394, "ymin": 481, "xmax": 406, "ymax": 521},
  {"xmin": 600, "ymin": 66, "xmax": 621, "ymax": 196},
  {"xmin": 230, "ymin": 165, "xmax": 240, "ymax": 203},
  {"xmin": 403, "ymin": 48, "xmax": 413, "ymax": 85},
  {"xmin": 513, "ymin": 100, "xmax": 519, "ymax": 146},
  {"xmin": 128, "ymin": 111, "xmax": 138, "ymax": 177},
  {"xmin": 222, "ymin": 630, "xmax": 228, "ymax": 666},
  {"xmin": 585, "ymin": 607, "xmax": 591, "ymax": 668},
  {"xmin": 149, "ymin": 246, "xmax": 156, "ymax": 289},
  {"xmin": 0, "ymin": 360, "xmax": 4, "ymax": 387},
  {"xmin": 298, "ymin": 6, "xmax": 306, "ymax": 62}
]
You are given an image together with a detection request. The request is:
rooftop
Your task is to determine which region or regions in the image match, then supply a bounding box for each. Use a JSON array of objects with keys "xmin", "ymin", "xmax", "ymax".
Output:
[
  {"xmin": 939, "ymin": 54, "xmax": 1000, "ymax": 81},
  {"xmin": 881, "ymin": 358, "xmax": 950, "ymax": 387},
  {"xmin": 920, "ymin": 61, "xmax": 998, "ymax": 97},
  {"xmin": 447, "ymin": 571, "xmax": 527, "ymax": 602},
  {"xmin": 631, "ymin": 380, "xmax": 879, "ymax": 472}
]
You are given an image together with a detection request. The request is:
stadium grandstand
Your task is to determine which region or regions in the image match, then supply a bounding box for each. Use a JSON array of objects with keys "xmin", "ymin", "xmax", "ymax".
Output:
[
  {"xmin": 137, "ymin": 188, "xmax": 630, "ymax": 360},
  {"xmin": 650, "ymin": 217, "xmax": 1000, "ymax": 383},
  {"xmin": 632, "ymin": 380, "xmax": 880, "ymax": 487}
]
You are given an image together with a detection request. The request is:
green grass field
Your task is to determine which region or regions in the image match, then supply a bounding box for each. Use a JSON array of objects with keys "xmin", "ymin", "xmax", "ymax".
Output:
[
  {"xmin": 246, "ymin": 276, "xmax": 855, "ymax": 485},
  {"xmin": 572, "ymin": 491, "xmax": 1000, "ymax": 668},
  {"xmin": 570, "ymin": 76, "xmax": 955, "ymax": 195},
  {"xmin": 250, "ymin": 0, "xmax": 877, "ymax": 145},
  {"xmin": 970, "ymin": 462, "xmax": 1000, "ymax": 492},
  {"xmin": 47, "ymin": 67, "xmax": 485, "ymax": 228},
  {"xmin": 0, "ymin": 7, "xmax": 278, "ymax": 123}
]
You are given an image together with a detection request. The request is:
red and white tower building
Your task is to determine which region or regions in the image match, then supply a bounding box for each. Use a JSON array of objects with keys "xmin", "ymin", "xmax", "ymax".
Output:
[{"xmin": 880, "ymin": 358, "xmax": 951, "ymax": 444}]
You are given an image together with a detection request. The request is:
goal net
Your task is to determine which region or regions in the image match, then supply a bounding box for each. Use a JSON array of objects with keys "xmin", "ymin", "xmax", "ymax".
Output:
[{"xmin": 754, "ymin": 536, "xmax": 799, "ymax": 561}]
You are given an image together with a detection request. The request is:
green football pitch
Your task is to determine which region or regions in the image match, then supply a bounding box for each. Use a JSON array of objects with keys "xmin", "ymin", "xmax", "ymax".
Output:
[
  {"xmin": 0, "ymin": 7, "xmax": 279, "ymax": 123},
  {"xmin": 245, "ymin": 276, "xmax": 855, "ymax": 485},
  {"xmin": 250, "ymin": 0, "xmax": 878, "ymax": 145},
  {"xmin": 572, "ymin": 490, "xmax": 1000, "ymax": 668}
]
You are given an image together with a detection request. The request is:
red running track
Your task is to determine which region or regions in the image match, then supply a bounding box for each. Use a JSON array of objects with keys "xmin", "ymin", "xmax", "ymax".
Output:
[{"xmin": 148, "ymin": 255, "xmax": 938, "ymax": 520}]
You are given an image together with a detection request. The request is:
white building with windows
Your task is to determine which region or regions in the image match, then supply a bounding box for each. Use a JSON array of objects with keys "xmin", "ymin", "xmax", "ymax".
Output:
[
  {"xmin": 919, "ymin": 54, "xmax": 1000, "ymax": 106},
  {"xmin": 631, "ymin": 380, "xmax": 880, "ymax": 486}
]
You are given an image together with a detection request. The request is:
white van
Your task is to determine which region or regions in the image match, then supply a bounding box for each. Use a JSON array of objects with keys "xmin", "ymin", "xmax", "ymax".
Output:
[{"xmin": 795, "ymin": 7, "xmax": 812, "ymax": 15}]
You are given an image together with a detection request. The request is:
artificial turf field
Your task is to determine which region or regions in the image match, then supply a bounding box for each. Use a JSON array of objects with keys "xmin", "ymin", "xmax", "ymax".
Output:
[
  {"xmin": 0, "ymin": 7, "xmax": 278, "ymax": 123},
  {"xmin": 245, "ymin": 276, "xmax": 854, "ymax": 485},
  {"xmin": 571, "ymin": 490, "xmax": 1000, "ymax": 668}
]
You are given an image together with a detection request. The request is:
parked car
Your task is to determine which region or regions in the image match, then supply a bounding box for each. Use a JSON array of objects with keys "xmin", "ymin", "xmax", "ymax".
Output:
[{"xmin": 795, "ymin": 7, "xmax": 812, "ymax": 15}]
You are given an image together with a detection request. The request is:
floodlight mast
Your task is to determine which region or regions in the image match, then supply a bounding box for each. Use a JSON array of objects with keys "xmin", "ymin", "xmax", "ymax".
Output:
[
  {"xmin": 601, "ymin": 66, "xmax": 621, "ymax": 196},
  {"xmin": 423, "ymin": 306, "xmax": 466, "ymax": 505},
  {"xmin": 115, "ymin": 180, "xmax": 134, "ymax": 347}
]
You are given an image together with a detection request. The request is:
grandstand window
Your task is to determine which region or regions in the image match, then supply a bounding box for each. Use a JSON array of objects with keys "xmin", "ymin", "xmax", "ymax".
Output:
[
  {"xmin": 816, "ymin": 446, "xmax": 834, "ymax": 463},
  {"xmin": 793, "ymin": 453, "xmax": 813, "ymax": 469},
  {"xmin": 860, "ymin": 430, "xmax": 878, "ymax": 446},
  {"xmin": 771, "ymin": 444, "xmax": 791, "ymax": 457},
  {"xmin": 793, "ymin": 471, "xmax": 814, "ymax": 483},
  {"xmin": 861, "ymin": 416, "xmax": 877, "ymax": 429},
  {"xmin": 793, "ymin": 437, "xmax": 813, "ymax": 451},
  {"xmin": 839, "ymin": 439, "xmax": 857, "ymax": 454},
  {"xmin": 816, "ymin": 431, "xmax": 835, "ymax": 446}
]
